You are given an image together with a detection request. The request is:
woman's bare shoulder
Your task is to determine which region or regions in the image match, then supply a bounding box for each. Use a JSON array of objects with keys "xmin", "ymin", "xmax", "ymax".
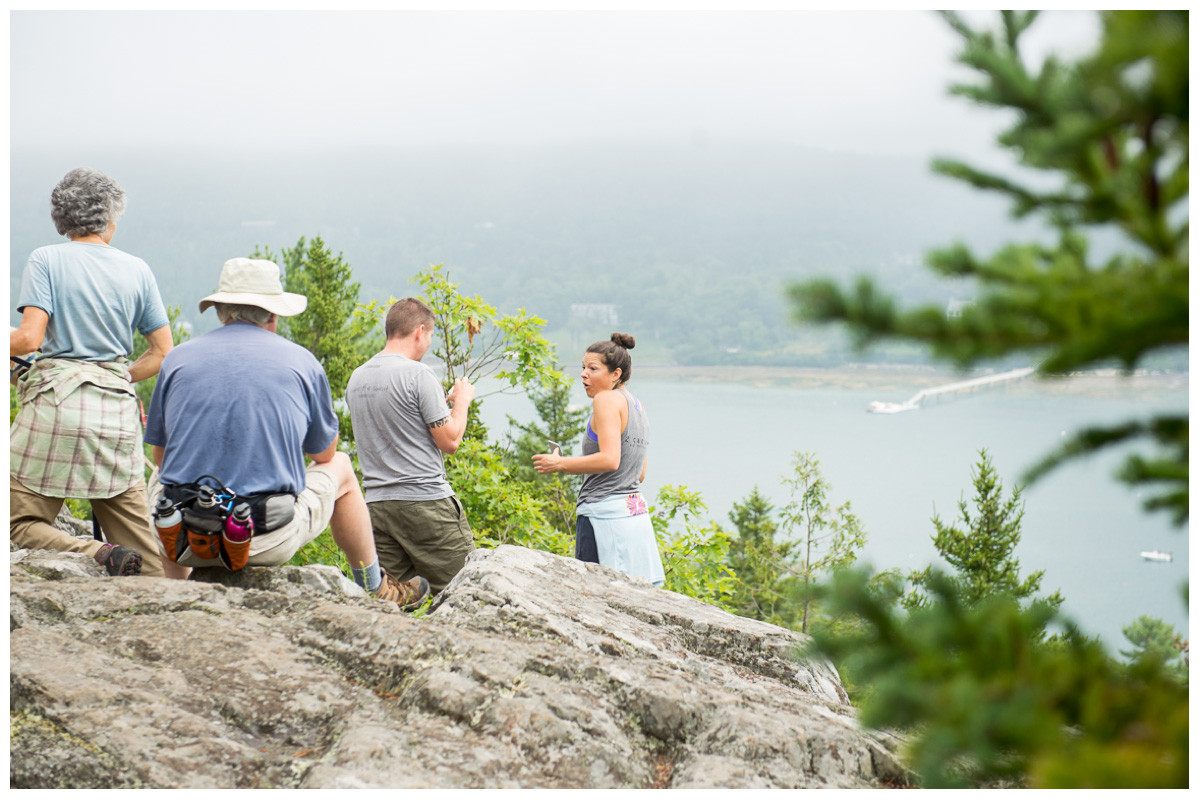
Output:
[{"xmin": 592, "ymin": 389, "xmax": 626, "ymax": 411}]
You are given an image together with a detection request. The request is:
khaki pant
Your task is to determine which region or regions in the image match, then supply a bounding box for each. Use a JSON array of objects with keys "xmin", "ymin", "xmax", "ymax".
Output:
[
  {"xmin": 10, "ymin": 474, "xmax": 165, "ymax": 577},
  {"xmin": 369, "ymin": 495, "xmax": 474, "ymax": 594}
]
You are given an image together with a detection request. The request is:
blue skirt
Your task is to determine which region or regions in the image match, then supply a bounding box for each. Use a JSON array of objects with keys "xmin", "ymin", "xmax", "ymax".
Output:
[{"xmin": 576, "ymin": 493, "xmax": 665, "ymax": 586}]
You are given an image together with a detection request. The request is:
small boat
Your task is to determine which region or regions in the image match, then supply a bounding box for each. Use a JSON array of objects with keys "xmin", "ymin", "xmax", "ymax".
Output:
[
  {"xmin": 867, "ymin": 401, "xmax": 918, "ymax": 414},
  {"xmin": 1140, "ymin": 550, "xmax": 1173, "ymax": 562}
]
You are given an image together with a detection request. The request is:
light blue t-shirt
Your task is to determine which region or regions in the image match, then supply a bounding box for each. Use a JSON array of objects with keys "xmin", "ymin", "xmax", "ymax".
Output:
[
  {"xmin": 144, "ymin": 323, "xmax": 339, "ymax": 496},
  {"xmin": 17, "ymin": 241, "xmax": 169, "ymax": 360}
]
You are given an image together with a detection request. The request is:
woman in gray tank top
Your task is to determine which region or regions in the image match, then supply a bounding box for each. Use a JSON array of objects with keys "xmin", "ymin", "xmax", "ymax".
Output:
[{"xmin": 532, "ymin": 333, "xmax": 665, "ymax": 586}]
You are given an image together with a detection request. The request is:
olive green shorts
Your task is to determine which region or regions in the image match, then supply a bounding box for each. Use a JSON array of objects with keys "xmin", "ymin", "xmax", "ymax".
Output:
[{"xmin": 368, "ymin": 494, "xmax": 474, "ymax": 594}]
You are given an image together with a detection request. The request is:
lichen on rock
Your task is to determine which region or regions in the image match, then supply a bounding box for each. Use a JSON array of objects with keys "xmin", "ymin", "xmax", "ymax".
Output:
[{"xmin": 10, "ymin": 541, "xmax": 906, "ymax": 789}]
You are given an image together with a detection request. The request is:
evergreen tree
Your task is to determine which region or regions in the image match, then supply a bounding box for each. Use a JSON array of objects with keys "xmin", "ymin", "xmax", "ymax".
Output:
[
  {"xmin": 252, "ymin": 236, "xmax": 377, "ymax": 444},
  {"xmin": 904, "ymin": 449, "xmax": 1062, "ymax": 612},
  {"xmin": 503, "ymin": 379, "xmax": 588, "ymax": 534},
  {"xmin": 812, "ymin": 568, "xmax": 1188, "ymax": 788},
  {"xmin": 276, "ymin": 236, "xmax": 366, "ymax": 398},
  {"xmin": 504, "ymin": 380, "xmax": 588, "ymax": 483},
  {"xmin": 726, "ymin": 488, "xmax": 795, "ymax": 624},
  {"xmin": 778, "ymin": 452, "xmax": 866, "ymax": 634},
  {"xmin": 1120, "ymin": 615, "xmax": 1188, "ymax": 681},
  {"xmin": 789, "ymin": 10, "xmax": 1188, "ymax": 524},
  {"xmin": 799, "ymin": 12, "xmax": 1188, "ymax": 787}
]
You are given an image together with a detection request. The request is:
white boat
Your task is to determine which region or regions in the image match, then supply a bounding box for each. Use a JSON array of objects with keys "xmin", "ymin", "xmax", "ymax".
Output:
[
  {"xmin": 867, "ymin": 401, "xmax": 918, "ymax": 414},
  {"xmin": 1140, "ymin": 550, "xmax": 1173, "ymax": 562}
]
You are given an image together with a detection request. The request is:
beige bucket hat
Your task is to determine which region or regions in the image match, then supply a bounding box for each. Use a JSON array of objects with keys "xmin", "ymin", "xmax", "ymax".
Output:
[{"xmin": 198, "ymin": 258, "xmax": 308, "ymax": 317}]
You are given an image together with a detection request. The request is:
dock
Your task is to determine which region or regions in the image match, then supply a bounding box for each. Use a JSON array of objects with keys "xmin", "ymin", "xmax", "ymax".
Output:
[{"xmin": 867, "ymin": 367, "xmax": 1036, "ymax": 413}]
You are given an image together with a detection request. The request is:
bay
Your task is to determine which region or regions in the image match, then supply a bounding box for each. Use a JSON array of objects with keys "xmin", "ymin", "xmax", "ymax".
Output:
[{"xmin": 478, "ymin": 367, "xmax": 1189, "ymax": 652}]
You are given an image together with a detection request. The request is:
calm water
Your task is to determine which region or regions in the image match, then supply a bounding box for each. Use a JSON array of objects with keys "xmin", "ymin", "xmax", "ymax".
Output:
[{"xmin": 479, "ymin": 372, "xmax": 1189, "ymax": 651}]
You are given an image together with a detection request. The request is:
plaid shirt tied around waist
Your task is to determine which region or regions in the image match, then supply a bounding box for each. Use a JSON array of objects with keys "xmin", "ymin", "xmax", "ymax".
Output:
[{"xmin": 10, "ymin": 357, "xmax": 143, "ymax": 499}]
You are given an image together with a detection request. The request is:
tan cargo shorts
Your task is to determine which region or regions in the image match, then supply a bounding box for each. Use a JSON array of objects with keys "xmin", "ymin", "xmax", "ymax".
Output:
[{"xmin": 147, "ymin": 463, "xmax": 339, "ymax": 568}]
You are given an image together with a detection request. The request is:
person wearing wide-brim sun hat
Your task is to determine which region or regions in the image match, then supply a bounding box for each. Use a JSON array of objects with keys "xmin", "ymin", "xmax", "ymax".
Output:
[{"xmin": 141, "ymin": 257, "xmax": 432, "ymax": 612}]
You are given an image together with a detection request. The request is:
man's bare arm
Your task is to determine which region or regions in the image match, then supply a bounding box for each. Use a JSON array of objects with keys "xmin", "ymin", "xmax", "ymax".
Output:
[
  {"xmin": 428, "ymin": 378, "xmax": 475, "ymax": 454},
  {"xmin": 307, "ymin": 436, "xmax": 340, "ymax": 464}
]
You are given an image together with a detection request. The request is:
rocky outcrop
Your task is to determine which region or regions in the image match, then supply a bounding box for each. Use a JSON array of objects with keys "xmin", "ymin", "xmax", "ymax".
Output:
[{"xmin": 10, "ymin": 542, "xmax": 906, "ymax": 789}]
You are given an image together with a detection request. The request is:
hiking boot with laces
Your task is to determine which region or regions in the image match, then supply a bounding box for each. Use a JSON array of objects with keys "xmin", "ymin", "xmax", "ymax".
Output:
[
  {"xmin": 95, "ymin": 544, "xmax": 143, "ymax": 577},
  {"xmin": 372, "ymin": 571, "xmax": 431, "ymax": 611}
]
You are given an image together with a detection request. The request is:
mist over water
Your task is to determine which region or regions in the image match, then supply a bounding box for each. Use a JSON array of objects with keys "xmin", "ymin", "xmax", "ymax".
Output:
[
  {"xmin": 480, "ymin": 372, "xmax": 1189, "ymax": 651},
  {"xmin": 10, "ymin": 145, "xmax": 1027, "ymax": 335},
  {"xmin": 9, "ymin": 10, "xmax": 1181, "ymax": 655}
]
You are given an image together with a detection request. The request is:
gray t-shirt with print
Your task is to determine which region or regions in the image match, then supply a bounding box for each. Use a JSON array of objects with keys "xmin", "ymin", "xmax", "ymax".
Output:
[{"xmin": 346, "ymin": 353, "xmax": 453, "ymax": 502}]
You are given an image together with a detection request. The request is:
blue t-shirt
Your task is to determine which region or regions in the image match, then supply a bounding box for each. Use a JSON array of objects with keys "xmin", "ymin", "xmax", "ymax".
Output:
[
  {"xmin": 17, "ymin": 241, "xmax": 169, "ymax": 360},
  {"xmin": 144, "ymin": 323, "xmax": 339, "ymax": 496}
]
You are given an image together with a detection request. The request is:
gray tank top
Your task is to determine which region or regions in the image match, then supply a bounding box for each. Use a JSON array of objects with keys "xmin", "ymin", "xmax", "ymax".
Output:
[{"xmin": 577, "ymin": 388, "xmax": 650, "ymax": 507}]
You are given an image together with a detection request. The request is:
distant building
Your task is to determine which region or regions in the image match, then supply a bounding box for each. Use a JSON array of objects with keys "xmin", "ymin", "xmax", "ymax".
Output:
[
  {"xmin": 570, "ymin": 303, "xmax": 619, "ymax": 326},
  {"xmin": 946, "ymin": 298, "xmax": 975, "ymax": 318}
]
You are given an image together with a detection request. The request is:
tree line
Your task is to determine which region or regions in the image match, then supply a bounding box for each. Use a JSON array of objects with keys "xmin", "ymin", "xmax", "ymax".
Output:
[
  {"xmin": 278, "ymin": 11, "xmax": 1188, "ymax": 787},
  {"xmin": 34, "ymin": 9, "xmax": 1186, "ymax": 789}
]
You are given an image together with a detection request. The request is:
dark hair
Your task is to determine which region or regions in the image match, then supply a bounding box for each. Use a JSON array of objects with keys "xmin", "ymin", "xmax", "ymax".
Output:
[
  {"xmin": 586, "ymin": 332, "xmax": 636, "ymax": 385},
  {"xmin": 385, "ymin": 297, "xmax": 435, "ymax": 340}
]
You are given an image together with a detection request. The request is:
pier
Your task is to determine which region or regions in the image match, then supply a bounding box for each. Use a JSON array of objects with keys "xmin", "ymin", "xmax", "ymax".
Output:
[{"xmin": 867, "ymin": 367, "xmax": 1036, "ymax": 413}]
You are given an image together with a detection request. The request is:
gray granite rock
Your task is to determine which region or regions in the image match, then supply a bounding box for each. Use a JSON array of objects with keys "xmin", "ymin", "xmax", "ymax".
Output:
[
  {"xmin": 189, "ymin": 564, "xmax": 367, "ymax": 598},
  {"xmin": 9, "ymin": 544, "xmax": 907, "ymax": 789},
  {"xmin": 11, "ymin": 549, "xmax": 106, "ymax": 581}
]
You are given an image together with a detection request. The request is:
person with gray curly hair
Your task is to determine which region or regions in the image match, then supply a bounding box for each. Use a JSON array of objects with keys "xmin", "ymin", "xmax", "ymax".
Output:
[
  {"xmin": 10, "ymin": 167, "xmax": 173, "ymax": 578},
  {"xmin": 49, "ymin": 167, "xmax": 129, "ymax": 239}
]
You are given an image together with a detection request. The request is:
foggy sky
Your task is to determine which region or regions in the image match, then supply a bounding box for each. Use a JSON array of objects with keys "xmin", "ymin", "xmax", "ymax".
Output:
[{"xmin": 10, "ymin": 10, "xmax": 1099, "ymax": 162}]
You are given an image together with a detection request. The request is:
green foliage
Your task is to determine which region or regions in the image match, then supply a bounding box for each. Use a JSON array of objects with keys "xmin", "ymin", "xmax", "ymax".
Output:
[
  {"xmin": 503, "ymin": 379, "xmax": 588, "ymax": 534},
  {"xmin": 256, "ymin": 236, "xmax": 370, "ymax": 396},
  {"xmin": 725, "ymin": 488, "xmax": 798, "ymax": 626},
  {"xmin": 904, "ymin": 449, "xmax": 1062, "ymax": 613},
  {"xmin": 779, "ymin": 451, "xmax": 866, "ymax": 633},
  {"xmin": 273, "ymin": 248, "xmax": 573, "ymax": 573},
  {"xmin": 787, "ymin": 10, "xmax": 1189, "ymax": 522},
  {"xmin": 790, "ymin": 15, "xmax": 1188, "ymax": 787},
  {"xmin": 652, "ymin": 485, "xmax": 737, "ymax": 610},
  {"xmin": 446, "ymin": 437, "xmax": 572, "ymax": 556},
  {"xmin": 355, "ymin": 263, "xmax": 562, "ymax": 397},
  {"xmin": 130, "ymin": 303, "xmax": 192, "ymax": 410},
  {"xmin": 286, "ymin": 531, "xmax": 350, "ymax": 576},
  {"xmin": 64, "ymin": 498, "xmax": 92, "ymax": 521},
  {"xmin": 1119, "ymin": 614, "xmax": 1188, "ymax": 681},
  {"xmin": 504, "ymin": 378, "xmax": 588, "ymax": 482},
  {"xmin": 253, "ymin": 236, "xmax": 377, "ymax": 444},
  {"xmin": 811, "ymin": 568, "xmax": 1189, "ymax": 788}
]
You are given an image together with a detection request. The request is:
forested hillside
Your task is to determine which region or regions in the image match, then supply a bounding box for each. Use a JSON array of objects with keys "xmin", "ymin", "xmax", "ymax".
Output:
[{"xmin": 10, "ymin": 143, "xmax": 1037, "ymax": 365}]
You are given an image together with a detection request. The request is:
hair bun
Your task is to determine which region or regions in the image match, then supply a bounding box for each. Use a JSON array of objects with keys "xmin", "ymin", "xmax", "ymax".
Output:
[{"xmin": 611, "ymin": 332, "xmax": 635, "ymax": 349}]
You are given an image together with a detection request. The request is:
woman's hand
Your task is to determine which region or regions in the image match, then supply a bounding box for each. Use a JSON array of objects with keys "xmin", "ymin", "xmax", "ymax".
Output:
[{"xmin": 532, "ymin": 451, "xmax": 564, "ymax": 474}]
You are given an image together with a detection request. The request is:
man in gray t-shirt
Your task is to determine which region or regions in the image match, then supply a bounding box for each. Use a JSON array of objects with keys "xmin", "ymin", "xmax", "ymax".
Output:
[{"xmin": 346, "ymin": 297, "xmax": 476, "ymax": 594}]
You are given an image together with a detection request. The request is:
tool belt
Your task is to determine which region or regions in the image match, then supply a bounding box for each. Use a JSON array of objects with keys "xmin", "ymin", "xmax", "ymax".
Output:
[{"xmin": 160, "ymin": 476, "xmax": 296, "ymax": 569}]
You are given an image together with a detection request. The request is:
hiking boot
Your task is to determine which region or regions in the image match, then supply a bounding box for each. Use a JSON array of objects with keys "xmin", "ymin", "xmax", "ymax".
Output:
[
  {"xmin": 371, "ymin": 571, "xmax": 430, "ymax": 611},
  {"xmin": 95, "ymin": 544, "xmax": 143, "ymax": 577}
]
